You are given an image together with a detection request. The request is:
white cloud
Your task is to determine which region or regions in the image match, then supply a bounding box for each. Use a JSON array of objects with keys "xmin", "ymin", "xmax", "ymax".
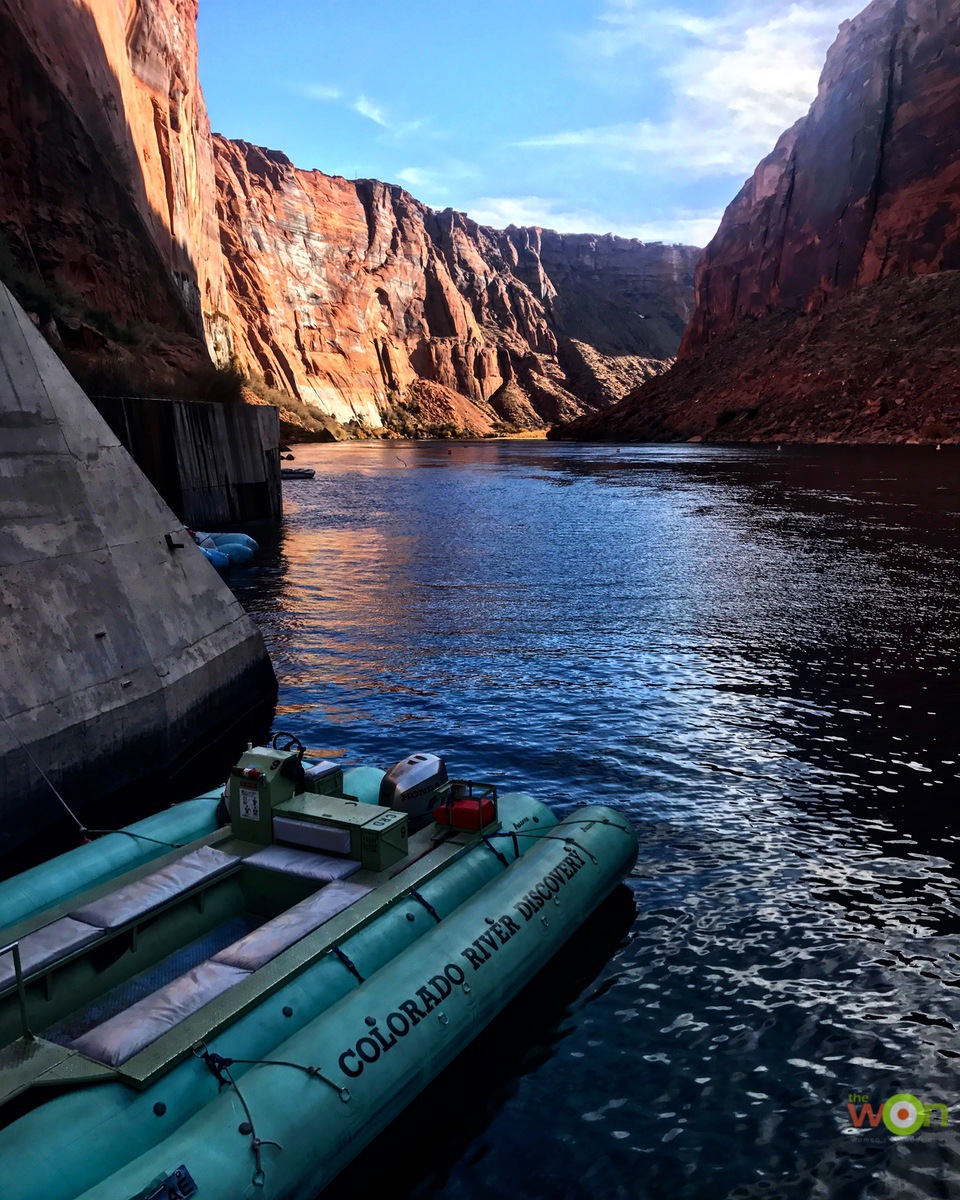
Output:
[
  {"xmin": 463, "ymin": 195, "xmax": 720, "ymax": 245},
  {"xmin": 397, "ymin": 167, "xmax": 433, "ymax": 189},
  {"xmin": 396, "ymin": 161, "xmax": 479, "ymax": 200},
  {"xmin": 293, "ymin": 82, "xmax": 342, "ymax": 102},
  {"xmin": 630, "ymin": 211, "xmax": 725, "ymax": 245},
  {"xmin": 353, "ymin": 94, "xmax": 389, "ymax": 127},
  {"xmin": 293, "ymin": 83, "xmax": 425, "ymax": 139},
  {"xmin": 521, "ymin": 1, "xmax": 858, "ymax": 179}
]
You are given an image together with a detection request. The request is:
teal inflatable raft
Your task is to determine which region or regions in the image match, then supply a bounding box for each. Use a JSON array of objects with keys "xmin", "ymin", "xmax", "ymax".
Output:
[{"xmin": 0, "ymin": 739, "xmax": 637, "ymax": 1199}]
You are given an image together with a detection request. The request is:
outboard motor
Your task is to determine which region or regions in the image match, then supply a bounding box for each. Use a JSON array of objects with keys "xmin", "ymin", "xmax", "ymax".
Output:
[{"xmin": 379, "ymin": 753, "xmax": 448, "ymax": 831}]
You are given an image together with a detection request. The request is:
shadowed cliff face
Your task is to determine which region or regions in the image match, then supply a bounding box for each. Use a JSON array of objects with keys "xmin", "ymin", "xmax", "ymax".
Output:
[
  {"xmin": 0, "ymin": 0, "xmax": 230, "ymax": 372},
  {"xmin": 215, "ymin": 138, "xmax": 698, "ymax": 430},
  {"xmin": 562, "ymin": 0, "xmax": 960, "ymax": 444},
  {"xmin": 556, "ymin": 271, "xmax": 960, "ymax": 444},
  {"xmin": 683, "ymin": 0, "xmax": 960, "ymax": 355}
]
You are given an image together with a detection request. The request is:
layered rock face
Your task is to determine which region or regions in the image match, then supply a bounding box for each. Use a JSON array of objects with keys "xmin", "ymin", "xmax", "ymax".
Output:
[
  {"xmin": 684, "ymin": 0, "xmax": 960, "ymax": 353},
  {"xmin": 0, "ymin": 0, "xmax": 230, "ymax": 389},
  {"xmin": 0, "ymin": 0, "xmax": 697, "ymax": 431},
  {"xmin": 566, "ymin": 0, "xmax": 960, "ymax": 443},
  {"xmin": 215, "ymin": 139, "xmax": 698, "ymax": 430},
  {"xmin": 559, "ymin": 270, "xmax": 960, "ymax": 443}
]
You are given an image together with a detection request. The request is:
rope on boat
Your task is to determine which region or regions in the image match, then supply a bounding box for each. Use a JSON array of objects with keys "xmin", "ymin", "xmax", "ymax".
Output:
[
  {"xmin": 1, "ymin": 711, "xmax": 86, "ymax": 835},
  {"xmin": 193, "ymin": 1043, "xmax": 350, "ymax": 1188},
  {"xmin": 485, "ymin": 827, "xmax": 621, "ymax": 866},
  {"xmin": 193, "ymin": 1047, "xmax": 280, "ymax": 1188},
  {"xmin": 82, "ymin": 828, "xmax": 185, "ymax": 849},
  {"xmin": 562, "ymin": 836, "xmax": 599, "ymax": 866},
  {"xmin": 484, "ymin": 817, "xmax": 633, "ymax": 861},
  {"xmin": 1, "ymin": 711, "xmax": 186, "ymax": 850},
  {"xmin": 1, "ymin": 691, "xmax": 265, "ymax": 849}
]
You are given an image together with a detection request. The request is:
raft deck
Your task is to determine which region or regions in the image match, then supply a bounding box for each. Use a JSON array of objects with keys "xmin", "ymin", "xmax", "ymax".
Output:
[{"xmin": 0, "ymin": 813, "xmax": 505, "ymax": 1101}]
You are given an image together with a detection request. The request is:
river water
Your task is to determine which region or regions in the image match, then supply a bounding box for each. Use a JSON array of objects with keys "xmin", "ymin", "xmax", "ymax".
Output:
[{"xmin": 233, "ymin": 442, "xmax": 960, "ymax": 1200}]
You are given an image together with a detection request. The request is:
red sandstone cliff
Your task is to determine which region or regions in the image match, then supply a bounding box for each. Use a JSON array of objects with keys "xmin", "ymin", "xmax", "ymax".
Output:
[
  {"xmin": 564, "ymin": 0, "xmax": 960, "ymax": 444},
  {"xmin": 0, "ymin": 0, "xmax": 231, "ymax": 394},
  {"xmin": 215, "ymin": 138, "xmax": 697, "ymax": 431},
  {"xmin": 0, "ymin": 0, "xmax": 697, "ymax": 432}
]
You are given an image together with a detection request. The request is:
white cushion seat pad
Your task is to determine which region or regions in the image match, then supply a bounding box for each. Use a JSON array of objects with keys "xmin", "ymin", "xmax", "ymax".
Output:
[
  {"xmin": 245, "ymin": 844, "xmax": 361, "ymax": 883},
  {"xmin": 71, "ymin": 961, "xmax": 250, "ymax": 1067},
  {"xmin": 273, "ymin": 814, "xmax": 352, "ymax": 856},
  {"xmin": 69, "ymin": 846, "xmax": 240, "ymax": 930},
  {"xmin": 212, "ymin": 880, "xmax": 372, "ymax": 972},
  {"xmin": 0, "ymin": 917, "xmax": 104, "ymax": 990}
]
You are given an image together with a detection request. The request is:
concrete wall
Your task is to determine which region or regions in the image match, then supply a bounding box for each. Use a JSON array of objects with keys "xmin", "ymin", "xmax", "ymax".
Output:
[
  {"xmin": 93, "ymin": 396, "xmax": 282, "ymax": 528},
  {"xmin": 0, "ymin": 283, "xmax": 277, "ymax": 854}
]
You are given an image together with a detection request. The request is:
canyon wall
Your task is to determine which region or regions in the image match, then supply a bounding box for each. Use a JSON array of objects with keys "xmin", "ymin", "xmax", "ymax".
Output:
[
  {"xmin": 215, "ymin": 139, "xmax": 698, "ymax": 430},
  {"xmin": 683, "ymin": 0, "xmax": 960, "ymax": 354},
  {"xmin": 0, "ymin": 0, "xmax": 698, "ymax": 434},
  {"xmin": 0, "ymin": 0, "xmax": 231, "ymax": 394},
  {"xmin": 564, "ymin": 0, "xmax": 960, "ymax": 444}
]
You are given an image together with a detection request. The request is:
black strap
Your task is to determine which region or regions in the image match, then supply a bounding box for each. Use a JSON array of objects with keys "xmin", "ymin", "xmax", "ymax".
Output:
[
  {"xmin": 196, "ymin": 1048, "xmax": 234, "ymax": 1090},
  {"xmin": 134, "ymin": 1165, "xmax": 197, "ymax": 1200},
  {"xmin": 331, "ymin": 944, "xmax": 365, "ymax": 983},
  {"xmin": 409, "ymin": 889, "xmax": 442, "ymax": 923},
  {"xmin": 482, "ymin": 836, "xmax": 509, "ymax": 867}
]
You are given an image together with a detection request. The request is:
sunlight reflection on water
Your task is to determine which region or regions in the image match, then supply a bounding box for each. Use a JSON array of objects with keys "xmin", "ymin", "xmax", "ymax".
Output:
[{"xmin": 233, "ymin": 442, "xmax": 960, "ymax": 1200}]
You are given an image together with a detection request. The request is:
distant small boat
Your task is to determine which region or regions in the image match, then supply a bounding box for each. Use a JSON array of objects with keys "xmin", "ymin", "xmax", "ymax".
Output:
[
  {"xmin": 198, "ymin": 545, "xmax": 230, "ymax": 570},
  {"xmin": 282, "ymin": 467, "xmax": 316, "ymax": 480}
]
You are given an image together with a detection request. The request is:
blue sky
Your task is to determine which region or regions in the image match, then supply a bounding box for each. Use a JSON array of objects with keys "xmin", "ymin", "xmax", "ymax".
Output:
[{"xmin": 198, "ymin": 0, "xmax": 864, "ymax": 248}]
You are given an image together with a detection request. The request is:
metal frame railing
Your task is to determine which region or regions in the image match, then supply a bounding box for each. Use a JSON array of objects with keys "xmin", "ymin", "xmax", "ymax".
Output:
[
  {"xmin": 434, "ymin": 779, "xmax": 499, "ymax": 832},
  {"xmin": 0, "ymin": 941, "xmax": 34, "ymax": 1040}
]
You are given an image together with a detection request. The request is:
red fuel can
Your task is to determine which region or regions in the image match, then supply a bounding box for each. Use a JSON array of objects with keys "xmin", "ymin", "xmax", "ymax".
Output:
[{"xmin": 433, "ymin": 798, "xmax": 496, "ymax": 830}]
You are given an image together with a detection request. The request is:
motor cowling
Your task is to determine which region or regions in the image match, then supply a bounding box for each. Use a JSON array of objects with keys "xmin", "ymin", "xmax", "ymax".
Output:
[{"xmin": 379, "ymin": 753, "xmax": 448, "ymax": 829}]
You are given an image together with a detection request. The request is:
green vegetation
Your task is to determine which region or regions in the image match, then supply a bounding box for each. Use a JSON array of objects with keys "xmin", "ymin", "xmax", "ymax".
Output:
[
  {"xmin": 203, "ymin": 357, "xmax": 247, "ymax": 403},
  {"xmin": 379, "ymin": 395, "xmax": 475, "ymax": 440},
  {"xmin": 242, "ymin": 371, "xmax": 351, "ymax": 440}
]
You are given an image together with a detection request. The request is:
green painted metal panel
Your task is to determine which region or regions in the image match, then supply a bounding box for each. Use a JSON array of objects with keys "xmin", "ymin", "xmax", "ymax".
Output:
[{"xmin": 227, "ymin": 748, "xmax": 299, "ymax": 844}]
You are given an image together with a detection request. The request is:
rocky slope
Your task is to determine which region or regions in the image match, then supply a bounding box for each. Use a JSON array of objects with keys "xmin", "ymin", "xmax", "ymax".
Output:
[
  {"xmin": 215, "ymin": 138, "xmax": 697, "ymax": 431},
  {"xmin": 563, "ymin": 0, "xmax": 960, "ymax": 443},
  {"xmin": 560, "ymin": 271, "xmax": 960, "ymax": 443}
]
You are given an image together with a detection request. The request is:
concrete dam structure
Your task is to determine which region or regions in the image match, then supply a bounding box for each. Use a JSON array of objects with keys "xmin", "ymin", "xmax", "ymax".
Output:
[
  {"xmin": 0, "ymin": 282, "xmax": 277, "ymax": 855},
  {"xmin": 93, "ymin": 396, "xmax": 282, "ymax": 528}
]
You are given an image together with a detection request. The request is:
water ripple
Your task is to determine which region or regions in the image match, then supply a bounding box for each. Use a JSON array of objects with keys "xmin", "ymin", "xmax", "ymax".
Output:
[{"xmin": 233, "ymin": 443, "xmax": 960, "ymax": 1200}]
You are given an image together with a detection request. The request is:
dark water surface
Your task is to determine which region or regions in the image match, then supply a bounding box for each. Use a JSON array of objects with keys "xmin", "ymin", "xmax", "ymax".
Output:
[{"xmin": 233, "ymin": 442, "xmax": 960, "ymax": 1200}]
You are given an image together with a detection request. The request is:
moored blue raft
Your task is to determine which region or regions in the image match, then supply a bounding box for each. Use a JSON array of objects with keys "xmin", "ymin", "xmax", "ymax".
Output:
[
  {"xmin": 192, "ymin": 531, "xmax": 259, "ymax": 570},
  {"xmin": 0, "ymin": 745, "xmax": 637, "ymax": 1199}
]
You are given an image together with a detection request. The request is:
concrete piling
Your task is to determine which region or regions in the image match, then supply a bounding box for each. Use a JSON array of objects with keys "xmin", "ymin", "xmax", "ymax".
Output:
[{"xmin": 0, "ymin": 282, "xmax": 277, "ymax": 854}]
